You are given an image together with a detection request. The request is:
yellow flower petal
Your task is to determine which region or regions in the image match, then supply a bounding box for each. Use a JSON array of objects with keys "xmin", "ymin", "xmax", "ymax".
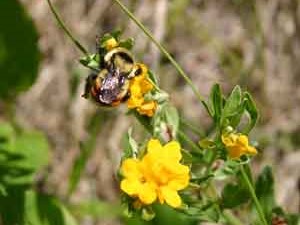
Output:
[
  {"xmin": 127, "ymin": 96, "xmax": 144, "ymax": 109},
  {"xmin": 137, "ymin": 101, "xmax": 157, "ymax": 117},
  {"xmin": 163, "ymin": 141, "xmax": 182, "ymax": 161},
  {"xmin": 237, "ymin": 135, "xmax": 249, "ymax": 146},
  {"xmin": 138, "ymin": 183, "xmax": 157, "ymax": 205},
  {"xmin": 105, "ymin": 37, "xmax": 118, "ymax": 50},
  {"xmin": 140, "ymin": 79, "xmax": 154, "ymax": 94},
  {"xmin": 121, "ymin": 179, "xmax": 142, "ymax": 196},
  {"xmin": 246, "ymin": 146, "xmax": 257, "ymax": 155},
  {"xmin": 121, "ymin": 159, "xmax": 141, "ymax": 178},
  {"xmin": 168, "ymin": 175, "xmax": 190, "ymax": 190},
  {"xmin": 222, "ymin": 133, "xmax": 257, "ymax": 159},
  {"xmin": 160, "ymin": 186, "xmax": 182, "ymax": 208},
  {"xmin": 147, "ymin": 139, "xmax": 162, "ymax": 155},
  {"xmin": 164, "ymin": 163, "xmax": 189, "ymax": 176}
]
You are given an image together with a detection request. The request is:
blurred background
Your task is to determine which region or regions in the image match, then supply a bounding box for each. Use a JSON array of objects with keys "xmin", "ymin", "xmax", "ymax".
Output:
[{"xmin": 1, "ymin": 0, "xmax": 300, "ymax": 224}]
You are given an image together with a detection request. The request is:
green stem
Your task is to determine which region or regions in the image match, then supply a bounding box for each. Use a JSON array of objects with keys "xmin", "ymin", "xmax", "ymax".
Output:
[
  {"xmin": 222, "ymin": 210, "xmax": 243, "ymax": 225},
  {"xmin": 180, "ymin": 117, "xmax": 205, "ymax": 137},
  {"xmin": 112, "ymin": 0, "xmax": 211, "ymax": 115},
  {"xmin": 177, "ymin": 130, "xmax": 202, "ymax": 153},
  {"xmin": 240, "ymin": 165, "xmax": 268, "ymax": 225},
  {"xmin": 45, "ymin": 0, "xmax": 89, "ymax": 57}
]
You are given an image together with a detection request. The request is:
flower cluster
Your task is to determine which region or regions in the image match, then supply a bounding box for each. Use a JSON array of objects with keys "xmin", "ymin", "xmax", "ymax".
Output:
[
  {"xmin": 120, "ymin": 139, "xmax": 190, "ymax": 208},
  {"xmin": 221, "ymin": 133, "xmax": 257, "ymax": 159},
  {"xmin": 127, "ymin": 64, "xmax": 157, "ymax": 117}
]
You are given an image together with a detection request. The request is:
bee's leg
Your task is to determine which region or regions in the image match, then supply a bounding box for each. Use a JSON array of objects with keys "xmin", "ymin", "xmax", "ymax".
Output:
[
  {"xmin": 81, "ymin": 73, "xmax": 98, "ymax": 99},
  {"xmin": 111, "ymin": 100, "xmax": 121, "ymax": 107},
  {"xmin": 81, "ymin": 77, "xmax": 91, "ymax": 99}
]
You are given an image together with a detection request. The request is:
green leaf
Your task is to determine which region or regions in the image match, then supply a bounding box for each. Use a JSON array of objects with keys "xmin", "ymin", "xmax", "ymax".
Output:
[
  {"xmin": 148, "ymin": 70, "xmax": 159, "ymax": 85},
  {"xmin": 14, "ymin": 131, "xmax": 49, "ymax": 171},
  {"xmin": 0, "ymin": 122, "xmax": 15, "ymax": 152},
  {"xmin": 119, "ymin": 38, "xmax": 135, "ymax": 50},
  {"xmin": 68, "ymin": 113, "xmax": 104, "ymax": 195},
  {"xmin": 221, "ymin": 183, "xmax": 250, "ymax": 208},
  {"xmin": 190, "ymin": 174, "xmax": 214, "ymax": 185},
  {"xmin": 0, "ymin": 124, "xmax": 49, "ymax": 187},
  {"xmin": 130, "ymin": 110, "xmax": 153, "ymax": 134},
  {"xmin": 25, "ymin": 191, "xmax": 78, "ymax": 225},
  {"xmin": 255, "ymin": 166, "xmax": 276, "ymax": 223},
  {"xmin": 222, "ymin": 86, "xmax": 242, "ymax": 120},
  {"xmin": 286, "ymin": 214, "xmax": 300, "ymax": 225},
  {"xmin": 243, "ymin": 92, "xmax": 259, "ymax": 134},
  {"xmin": 0, "ymin": 187, "xmax": 26, "ymax": 224},
  {"xmin": 0, "ymin": 183, "xmax": 7, "ymax": 196},
  {"xmin": 152, "ymin": 204, "xmax": 197, "ymax": 225},
  {"xmin": 163, "ymin": 104, "xmax": 180, "ymax": 137},
  {"xmin": 214, "ymin": 160, "xmax": 240, "ymax": 180},
  {"xmin": 198, "ymin": 138, "xmax": 215, "ymax": 149},
  {"xmin": 0, "ymin": 0, "xmax": 40, "ymax": 99},
  {"xmin": 70, "ymin": 200, "xmax": 121, "ymax": 219},
  {"xmin": 122, "ymin": 128, "xmax": 138, "ymax": 159},
  {"xmin": 182, "ymin": 203, "xmax": 220, "ymax": 222},
  {"xmin": 209, "ymin": 83, "xmax": 223, "ymax": 124},
  {"xmin": 79, "ymin": 54, "xmax": 99, "ymax": 70}
]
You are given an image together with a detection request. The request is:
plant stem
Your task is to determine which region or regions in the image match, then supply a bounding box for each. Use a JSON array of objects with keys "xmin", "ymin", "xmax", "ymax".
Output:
[
  {"xmin": 45, "ymin": 0, "xmax": 90, "ymax": 57},
  {"xmin": 177, "ymin": 130, "xmax": 202, "ymax": 153},
  {"xmin": 222, "ymin": 210, "xmax": 243, "ymax": 225},
  {"xmin": 240, "ymin": 165, "xmax": 268, "ymax": 225},
  {"xmin": 180, "ymin": 117, "xmax": 205, "ymax": 137},
  {"xmin": 112, "ymin": 0, "xmax": 211, "ymax": 115}
]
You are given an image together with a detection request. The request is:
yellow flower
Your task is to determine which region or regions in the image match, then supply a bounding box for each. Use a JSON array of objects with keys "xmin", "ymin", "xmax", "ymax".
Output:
[
  {"xmin": 137, "ymin": 100, "xmax": 157, "ymax": 117},
  {"xmin": 120, "ymin": 139, "xmax": 190, "ymax": 208},
  {"xmin": 221, "ymin": 133, "xmax": 258, "ymax": 159},
  {"xmin": 127, "ymin": 64, "xmax": 156, "ymax": 117},
  {"xmin": 104, "ymin": 37, "xmax": 118, "ymax": 50}
]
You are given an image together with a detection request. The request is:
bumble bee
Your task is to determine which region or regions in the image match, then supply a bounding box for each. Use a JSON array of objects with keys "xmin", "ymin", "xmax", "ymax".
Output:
[{"xmin": 82, "ymin": 47, "xmax": 141, "ymax": 106}]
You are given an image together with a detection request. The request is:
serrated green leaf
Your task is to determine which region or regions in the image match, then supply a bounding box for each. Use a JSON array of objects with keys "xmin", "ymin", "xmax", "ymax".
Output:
[{"xmin": 0, "ymin": 0, "xmax": 40, "ymax": 99}]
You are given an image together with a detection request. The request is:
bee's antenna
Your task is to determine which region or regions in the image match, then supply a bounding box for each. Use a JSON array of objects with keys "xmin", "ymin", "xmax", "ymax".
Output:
[{"xmin": 45, "ymin": 0, "xmax": 90, "ymax": 58}]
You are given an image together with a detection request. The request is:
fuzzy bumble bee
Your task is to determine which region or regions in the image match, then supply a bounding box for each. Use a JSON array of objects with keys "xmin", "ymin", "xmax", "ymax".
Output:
[{"xmin": 82, "ymin": 47, "xmax": 142, "ymax": 106}]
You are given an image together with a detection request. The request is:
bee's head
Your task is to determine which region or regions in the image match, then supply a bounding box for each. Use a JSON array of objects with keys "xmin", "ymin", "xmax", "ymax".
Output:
[{"xmin": 104, "ymin": 47, "xmax": 134, "ymax": 74}]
